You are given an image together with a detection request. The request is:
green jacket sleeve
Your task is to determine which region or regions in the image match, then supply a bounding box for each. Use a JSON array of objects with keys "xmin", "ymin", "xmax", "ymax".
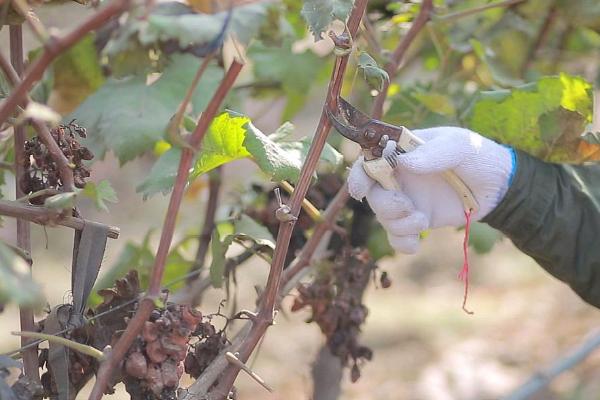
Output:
[{"xmin": 482, "ymin": 150, "xmax": 600, "ymax": 308}]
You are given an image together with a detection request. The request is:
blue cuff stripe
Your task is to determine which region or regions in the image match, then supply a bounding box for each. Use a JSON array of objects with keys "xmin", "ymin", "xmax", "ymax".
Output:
[{"xmin": 503, "ymin": 145, "xmax": 517, "ymax": 187}]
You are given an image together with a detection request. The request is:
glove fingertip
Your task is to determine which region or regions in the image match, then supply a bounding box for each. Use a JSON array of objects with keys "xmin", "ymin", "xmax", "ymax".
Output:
[{"xmin": 347, "ymin": 160, "xmax": 374, "ymax": 200}]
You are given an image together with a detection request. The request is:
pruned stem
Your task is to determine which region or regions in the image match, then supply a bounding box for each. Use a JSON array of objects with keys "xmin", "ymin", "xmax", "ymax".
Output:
[{"xmin": 12, "ymin": 331, "xmax": 105, "ymax": 361}]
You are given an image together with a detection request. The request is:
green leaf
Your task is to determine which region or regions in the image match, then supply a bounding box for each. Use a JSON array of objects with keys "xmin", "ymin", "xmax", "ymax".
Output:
[
  {"xmin": 413, "ymin": 92, "xmax": 455, "ymax": 117},
  {"xmin": 138, "ymin": 113, "xmax": 338, "ymax": 197},
  {"xmin": 468, "ymin": 222, "xmax": 502, "ymax": 254},
  {"xmin": 209, "ymin": 230, "xmax": 233, "ymax": 288},
  {"xmin": 248, "ymin": 40, "xmax": 324, "ymax": 120},
  {"xmin": 357, "ymin": 52, "xmax": 389, "ymax": 91},
  {"xmin": 44, "ymin": 192, "xmax": 77, "ymax": 210},
  {"xmin": 137, "ymin": 112, "xmax": 251, "ymax": 198},
  {"xmin": 209, "ymin": 214, "xmax": 274, "ymax": 288},
  {"xmin": 69, "ymin": 54, "xmax": 223, "ymax": 163},
  {"xmin": 141, "ymin": 2, "xmax": 271, "ymax": 48},
  {"xmin": 301, "ymin": 0, "xmax": 354, "ymax": 40},
  {"xmin": 51, "ymin": 34, "xmax": 104, "ymax": 113},
  {"xmin": 82, "ymin": 180, "xmax": 118, "ymax": 211},
  {"xmin": 0, "ymin": 241, "xmax": 42, "ymax": 307},
  {"xmin": 233, "ymin": 214, "xmax": 276, "ymax": 248},
  {"xmin": 243, "ymin": 122, "xmax": 303, "ymax": 182},
  {"xmin": 468, "ymin": 73, "xmax": 592, "ymax": 160},
  {"xmin": 278, "ymin": 137, "xmax": 343, "ymax": 169},
  {"xmin": 470, "ymin": 39, "xmax": 523, "ymax": 87}
]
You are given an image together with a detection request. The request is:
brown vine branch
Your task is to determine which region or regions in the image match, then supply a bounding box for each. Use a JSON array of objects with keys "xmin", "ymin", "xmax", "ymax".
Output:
[
  {"xmin": 180, "ymin": 182, "xmax": 348, "ymax": 399},
  {"xmin": 187, "ymin": 166, "xmax": 222, "ymax": 283},
  {"xmin": 371, "ymin": 0, "xmax": 433, "ymax": 119},
  {"xmin": 0, "ymin": 0, "xmax": 131, "ymax": 126},
  {"xmin": 10, "ymin": 24, "xmax": 40, "ymax": 388},
  {"xmin": 0, "ymin": 199, "xmax": 120, "ymax": 239},
  {"xmin": 520, "ymin": 1, "xmax": 557, "ymax": 77},
  {"xmin": 0, "ymin": 40, "xmax": 75, "ymax": 190},
  {"xmin": 10, "ymin": 0, "xmax": 49, "ymax": 43},
  {"xmin": 280, "ymin": 183, "xmax": 348, "ymax": 291},
  {"xmin": 205, "ymin": 3, "xmax": 369, "ymax": 398},
  {"xmin": 88, "ymin": 59, "xmax": 243, "ymax": 400},
  {"xmin": 434, "ymin": 0, "xmax": 526, "ymax": 22}
]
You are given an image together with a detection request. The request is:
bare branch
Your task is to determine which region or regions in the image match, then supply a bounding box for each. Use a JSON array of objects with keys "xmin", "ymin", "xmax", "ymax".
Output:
[
  {"xmin": 371, "ymin": 0, "xmax": 434, "ymax": 119},
  {"xmin": 0, "ymin": 199, "xmax": 120, "ymax": 239},
  {"xmin": 180, "ymin": 185, "xmax": 348, "ymax": 399},
  {"xmin": 503, "ymin": 329, "xmax": 600, "ymax": 400},
  {"xmin": 434, "ymin": 0, "xmax": 526, "ymax": 22},
  {"xmin": 10, "ymin": 0, "xmax": 49, "ymax": 43},
  {"xmin": 88, "ymin": 59, "xmax": 244, "ymax": 400},
  {"xmin": 0, "ymin": 45, "xmax": 75, "ymax": 190},
  {"xmin": 10, "ymin": 24, "xmax": 39, "ymax": 388}
]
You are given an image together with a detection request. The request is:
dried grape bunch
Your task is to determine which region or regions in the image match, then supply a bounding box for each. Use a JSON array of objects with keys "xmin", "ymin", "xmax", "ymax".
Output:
[
  {"xmin": 20, "ymin": 120, "xmax": 93, "ymax": 203},
  {"xmin": 184, "ymin": 319, "xmax": 228, "ymax": 379},
  {"xmin": 291, "ymin": 248, "xmax": 392, "ymax": 382},
  {"xmin": 122, "ymin": 304, "xmax": 202, "ymax": 400}
]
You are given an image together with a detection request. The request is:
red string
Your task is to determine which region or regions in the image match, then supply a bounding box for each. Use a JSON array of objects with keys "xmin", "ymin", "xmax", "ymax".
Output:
[{"xmin": 459, "ymin": 208, "xmax": 474, "ymax": 315}]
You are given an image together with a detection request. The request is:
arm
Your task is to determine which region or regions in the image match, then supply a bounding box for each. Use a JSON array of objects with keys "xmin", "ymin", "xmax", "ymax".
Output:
[
  {"xmin": 482, "ymin": 151, "xmax": 600, "ymax": 308},
  {"xmin": 348, "ymin": 127, "xmax": 600, "ymax": 308}
]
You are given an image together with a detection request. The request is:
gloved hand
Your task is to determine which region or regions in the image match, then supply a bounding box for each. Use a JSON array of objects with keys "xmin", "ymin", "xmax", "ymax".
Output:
[{"xmin": 348, "ymin": 126, "xmax": 516, "ymax": 254}]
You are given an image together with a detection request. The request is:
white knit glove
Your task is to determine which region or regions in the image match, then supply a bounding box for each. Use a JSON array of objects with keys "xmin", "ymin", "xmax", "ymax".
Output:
[{"xmin": 348, "ymin": 126, "xmax": 515, "ymax": 254}]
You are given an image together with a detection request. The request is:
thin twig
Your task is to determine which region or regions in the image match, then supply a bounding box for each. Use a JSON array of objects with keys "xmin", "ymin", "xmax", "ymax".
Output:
[
  {"xmin": 10, "ymin": 0, "xmax": 49, "ymax": 43},
  {"xmin": 0, "ymin": 0, "xmax": 131, "ymax": 126},
  {"xmin": 371, "ymin": 0, "xmax": 434, "ymax": 119},
  {"xmin": 205, "ymin": 3, "xmax": 368, "ymax": 397},
  {"xmin": 168, "ymin": 54, "xmax": 214, "ymax": 148},
  {"xmin": 0, "ymin": 199, "xmax": 120, "ymax": 239},
  {"xmin": 12, "ymin": 331, "xmax": 106, "ymax": 361},
  {"xmin": 10, "ymin": 24, "xmax": 40, "ymax": 387},
  {"xmin": 434, "ymin": 0, "xmax": 526, "ymax": 22},
  {"xmin": 187, "ymin": 167, "xmax": 222, "ymax": 283},
  {"xmin": 520, "ymin": 1, "xmax": 556, "ymax": 77},
  {"xmin": 279, "ymin": 180, "xmax": 322, "ymax": 222},
  {"xmin": 0, "ymin": 49, "xmax": 74, "ymax": 190},
  {"xmin": 502, "ymin": 329, "xmax": 600, "ymax": 400},
  {"xmin": 88, "ymin": 59, "xmax": 244, "ymax": 400}
]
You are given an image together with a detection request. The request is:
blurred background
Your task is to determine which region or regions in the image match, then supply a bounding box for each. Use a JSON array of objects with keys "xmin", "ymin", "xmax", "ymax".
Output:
[{"xmin": 1, "ymin": 1, "xmax": 600, "ymax": 399}]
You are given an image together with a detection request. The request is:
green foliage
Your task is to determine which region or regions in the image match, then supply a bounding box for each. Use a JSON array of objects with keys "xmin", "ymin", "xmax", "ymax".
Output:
[
  {"xmin": 301, "ymin": 0, "xmax": 354, "ymax": 40},
  {"xmin": 468, "ymin": 73, "xmax": 593, "ymax": 161},
  {"xmin": 82, "ymin": 180, "xmax": 118, "ymax": 212},
  {"xmin": 357, "ymin": 52, "xmax": 389, "ymax": 91},
  {"xmin": 141, "ymin": 2, "xmax": 271, "ymax": 48},
  {"xmin": 248, "ymin": 40, "xmax": 325, "ymax": 120},
  {"xmin": 51, "ymin": 34, "xmax": 104, "ymax": 113},
  {"xmin": 70, "ymin": 55, "xmax": 223, "ymax": 163},
  {"xmin": 0, "ymin": 241, "xmax": 42, "ymax": 307},
  {"xmin": 138, "ymin": 112, "xmax": 342, "ymax": 198}
]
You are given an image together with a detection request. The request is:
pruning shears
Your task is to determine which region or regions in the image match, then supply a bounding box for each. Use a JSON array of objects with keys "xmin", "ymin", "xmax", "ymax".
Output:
[{"xmin": 327, "ymin": 97, "xmax": 479, "ymax": 213}]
